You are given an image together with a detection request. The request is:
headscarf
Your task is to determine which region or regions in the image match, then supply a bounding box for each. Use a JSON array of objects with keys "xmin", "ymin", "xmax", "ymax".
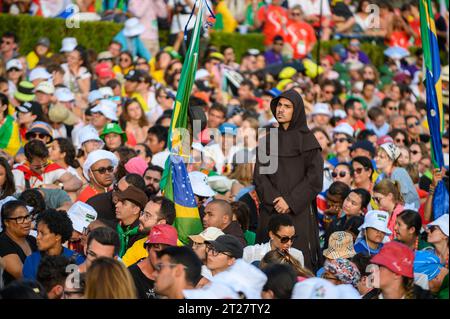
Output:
[{"xmin": 324, "ymin": 258, "xmax": 361, "ymax": 288}]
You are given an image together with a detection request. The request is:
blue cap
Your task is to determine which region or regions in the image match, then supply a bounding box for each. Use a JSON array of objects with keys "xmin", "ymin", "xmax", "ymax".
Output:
[
  {"xmin": 413, "ymin": 250, "xmax": 442, "ymax": 281},
  {"xmin": 219, "ymin": 123, "xmax": 238, "ymax": 136},
  {"xmin": 264, "ymin": 88, "xmax": 281, "ymax": 98},
  {"xmin": 332, "ymin": 44, "xmax": 346, "ymax": 60}
]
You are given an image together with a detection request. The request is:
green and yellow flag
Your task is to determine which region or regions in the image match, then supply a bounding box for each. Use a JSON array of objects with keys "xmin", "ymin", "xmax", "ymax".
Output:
[{"xmin": 161, "ymin": 0, "xmax": 205, "ymax": 245}]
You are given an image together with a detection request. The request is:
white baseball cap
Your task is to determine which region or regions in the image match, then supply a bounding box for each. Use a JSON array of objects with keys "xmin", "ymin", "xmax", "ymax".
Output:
[
  {"xmin": 291, "ymin": 278, "xmax": 361, "ymax": 299},
  {"xmin": 60, "ymin": 37, "xmax": 78, "ymax": 53},
  {"xmin": 6, "ymin": 59, "xmax": 22, "ymax": 71},
  {"xmin": 333, "ymin": 123, "xmax": 354, "ymax": 138},
  {"xmin": 91, "ymin": 99, "xmax": 118, "ymax": 121},
  {"xmin": 67, "ymin": 201, "xmax": 97, "ymax": 233},
  {"xmin": 55, "ymin": 87, "xmax": 75, "ymax": 102},
  {"xmin": 189, "ymin": 227, "xmax": 224, "ymax": 243},
  {"xmin": 358, "ymin": 210, "xmax": 392, "ymax": 235},
  {"xmin": 189, "ymin": 171, "xmax": 216, "ymax": 198},
  {"xmin": 88, "ymin": 90, "xmax": 103, "ymax": 104},
  {"xmin": 29, "ymin": 67, "xmax": 52, "ymax": 82},
  {"xmin": 380, "ymin": 143, "xmax": 401, "ymax": 161},
  {"xmin": 427, "ymin": 214, "xmax": 449, "ymax": 237},
  {"xmin": 312, "ymin": 103, "xmax": 332, "ymax": 117},
  {"xmin": 123, "ymin": 17, "xmax": 145, "ymax": 37},
  {"xmin": 35, "ymin": 81, "xmax": 55, "ymax": 95}
]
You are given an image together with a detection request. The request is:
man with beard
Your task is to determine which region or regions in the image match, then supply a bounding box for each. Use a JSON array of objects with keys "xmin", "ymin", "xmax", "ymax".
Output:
[
  {"xmin": 338, "ymin": 98, "xmax": 366, "ymax": 134},
  {"xmin": 253, "ymin": 89, "xmax": 323, "ymax": 272},
  {"xmin": 122, "ymin": 196, "xmax": 176, "ymax": 267},
  {"xmin": 114, "ymin": 185, "xmax": 148, "ymax": 258},
  {"xmin": 144, "ymin": 165, "xmax": 163, "ymax": 196}
]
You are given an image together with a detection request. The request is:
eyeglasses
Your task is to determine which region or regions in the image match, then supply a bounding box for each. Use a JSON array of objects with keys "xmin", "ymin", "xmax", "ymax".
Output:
[
  {"xmin": 388, "ymin": 106, "xmax": 398, "ymax": 111},
  {"xmin": 28, "ymin": 132, "xmax": 49, "ymax": 140},
  {"xmin": 205, "ymin": 245, "xmax": 233, "ymax": 257},
  {"xmin": 333, "ymin": 138, "xmax": 349, "ymax": 144},
  {"xmin": 1, "ymin": 40, "xmax": 12, "ymax": 45},
  {"xmin": 407, "ymin": 121, "xmax": 420, "ymax": 128},
  {"xmin": 324, "ymin": 90, "xmax": 335, "ymax": 95},
  {"xmin": 353, "ymin": 167, "xmax": 368, "ymax": 175},
  {"xmin": 120, "ymin": 58, "xmax": 130, "ymax": 62},
  {"xmin": 331, "ymin": 171, "xmax": 348, "ymax": 178},
  {"xmin": 291, "ymin": 12, "xmax": 301, "ymax": 16},
  {"xmin": 5, "ymin": 214, "xmax": 32, "ymax": 224},
  {"xmin": 91, "ymin": 166, "xmax": 114, "ymax": 174},
  {"xmin": 395, "ymin": 138, "xmax": 405, "ymax": 144},
  {"xmin": 410, "ymin": 150, "xmax": 420, "ymax": 155},
  {"xmin": 273, "ymin": 233, "xmax": 298, "ymax": 244}
]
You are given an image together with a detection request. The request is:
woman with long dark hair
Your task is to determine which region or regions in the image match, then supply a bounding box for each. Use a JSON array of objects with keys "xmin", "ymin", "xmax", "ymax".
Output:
[
  {"xmin": 0, "ymin": 157, "xmax": 16, "ymax": 199},
  {"xmin": 61, "ymin": 45, "xmax": 91, "ymax": 105},
  {"xmin": 394, "ymin": 209, "xmax": 433, "ymax": 251},
  {"xmin": 49, "ymin": 138, "xmax": 82, "ymax": 181},
  {"xmin": 119, "ymin": 98, "xmax": 150, "ymax": 145}
]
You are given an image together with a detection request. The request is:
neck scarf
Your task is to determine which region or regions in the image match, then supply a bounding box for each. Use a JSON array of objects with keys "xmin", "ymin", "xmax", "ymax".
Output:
[{"xmin": 116, "ymin": 222, "xmax": 139, "ymax": 257}]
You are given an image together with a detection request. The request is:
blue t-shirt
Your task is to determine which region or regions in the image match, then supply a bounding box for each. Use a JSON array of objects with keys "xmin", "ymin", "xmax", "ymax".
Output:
[
  {"xmin": 354, "ymin": 239, "xmax": 382, "ymax": 256},
  {"xmin": 23, "ymin": 247, "xmax": 85, "ymax": 280}
]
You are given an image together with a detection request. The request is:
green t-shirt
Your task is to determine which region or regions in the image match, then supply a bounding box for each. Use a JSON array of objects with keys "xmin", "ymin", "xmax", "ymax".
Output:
[
  {"xmin": 245, "ymin": 230, "xmax": 256, "ymax": 246},
  {"xmin": 438, "ymin": 273, "xmax": 449, "ymax": 299}
]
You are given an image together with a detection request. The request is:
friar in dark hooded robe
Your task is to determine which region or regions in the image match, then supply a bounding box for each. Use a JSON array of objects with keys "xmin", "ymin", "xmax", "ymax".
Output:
[{"xmin": 253, "ymin": 89, "xmax": 324, "ymax": 272}]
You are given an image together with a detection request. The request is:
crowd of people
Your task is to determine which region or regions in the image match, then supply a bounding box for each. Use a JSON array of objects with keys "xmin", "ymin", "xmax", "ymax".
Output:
[{"xmin": 0, "ymin": 0, "xmax": 449, "ymax": 300}]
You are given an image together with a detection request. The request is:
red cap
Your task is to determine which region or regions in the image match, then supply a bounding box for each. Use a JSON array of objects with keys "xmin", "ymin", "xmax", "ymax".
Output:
[
  {"xmin": 95, "ymin": 62, "xmax": 115, "ymax": 79},
  {"xmin": 370, "ymin": 241, "xmax": 414, "ymax": 278},
  {"xmin": 145, "ymin": 224, "xmax": 178, "ymax": 246},
  {"xmin": 376, "ymin": 135, "xmax": 394, "ymax": 146}
]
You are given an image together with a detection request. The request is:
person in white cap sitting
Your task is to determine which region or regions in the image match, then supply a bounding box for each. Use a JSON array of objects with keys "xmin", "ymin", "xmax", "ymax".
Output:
[
  {"xmin": 309, "ymin": 103, "xmax": 333, "ymax": 134},
  {"xmin": 28, "ymin": 67, "xmax": 52, "ymax": 87},
  {"xmin": 113, "ymin": 17, "xmax": 151, "ymax": 61},
  {"xmin": 90, "ymin": 99, "xmax": 118, "ymax": 133},
  {"xmin": 77, "ymin": 150, "xmax": 118, "ymax": 203},
  {"xmin": 73, "ymin": 126, "xmax": 105, "ymax": 164},
  {"xmin": 354, "ymin": 210, "xmax": 392, "ymax": 256},
  {"xmin": 328, "ymin": 123, "xmax": 354, "ymax": 167},
  {"xmin": 54, "ymin": 87, "xmax": 76, "ymax": 114},
  {"xmin": 5, "ymin": 59, "xmax": 24, "ymax": 98},
  {"xmin": 35, "ymin": 81, "xmax": 55, "ymax": 116}
]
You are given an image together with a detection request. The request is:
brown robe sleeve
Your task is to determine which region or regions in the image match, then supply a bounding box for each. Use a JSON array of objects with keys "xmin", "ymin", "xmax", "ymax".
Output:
[
  {"xmin": 253, "ymin": 152, "xmax": 282, "ymax": 210},
  {"xmin": 284, "ymin": 148, "xmax": 323, "ymax": 216}
]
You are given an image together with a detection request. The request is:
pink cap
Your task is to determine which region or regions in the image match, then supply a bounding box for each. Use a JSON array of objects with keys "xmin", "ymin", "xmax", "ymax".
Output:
[
  {"xmin": 95, "ymin": 62, "xmax": 114, "ymax": 78},
  {"xmin": 370, "ymin": 241, "xmax": 414, "ymax": 278},
  {"xmin": 145, "ymin": 224, "xmax": 178, "ymax": 246},
  {"xmin": 124, "ymin": 157, "xmax": 148, "ymax": 176},
  {"xmin": 376, "ymin": 135, "xmax": 394, "ymax": 146}
]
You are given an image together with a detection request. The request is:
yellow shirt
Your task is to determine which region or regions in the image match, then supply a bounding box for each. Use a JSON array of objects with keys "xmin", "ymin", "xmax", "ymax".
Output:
[
  {"xmin": 149, "ymin": 58, "xmax": 166, "ymax": 85},
  {"xmin": 26, "ymin": 51, "xmax": 53, "ymax": 70},
  {"xmin": 216, "ymin": 1, "xmax": 238, "ymax": 33},
  {"xmin": 121, "ymin": 237, "xmax": 148, "ymax": 267}
]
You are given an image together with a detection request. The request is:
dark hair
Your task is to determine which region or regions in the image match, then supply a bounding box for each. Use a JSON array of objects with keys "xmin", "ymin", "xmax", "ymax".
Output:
[
  {"xmin": 351, "ymin": 156, "xmax": 374, "ymax": 179},
  {"xmin": 356, "ymin": 129, "xmax": 376, "ymax": 142},
  {"xmin": 145, "ymin": 164, "xmax": 164, "ymax": 176},
  {"xmin": 268, "ymin": 214, "xmax": 294, "ymax": 234},
  {"xmin": 24, "ymin": 140, "xmax": 49, "ymax": 161},
  {"xmin": 123, "ymin": 173, "xmax": 146, "ymax": 192},
  {"xmin": 397, "ymin": 209, "xmax": 422, "ymax": 236},
  {"xmin": 114, "ymin": 146, "xmax": 138, "ymax": 180},
  {"xmin": 209, "ymin": 103, "xmax": 227, "ymax": 117},
  {"xmin": 350, "ymin": 188, "xmax": 372, "ymax": 211},
  {"xmin": 208, "ymin": 199, "xmax": 233, "ymax": 219},
  {"xmin": 262, "ymin": 264, "xmax": 297, "ymax": 299},
  {"xmin": 18, "ymin": 189, "xmax": 46, "ymax": 216},
  {"xmin": 311, "ymin": 127, "xmax": 331, "ymax": 144},
  {"xmin": 327, "ymin": 181, "xmax": 351, "ymax": 200},
  {"xmin": 0, "ymin": 157, "xmax": 16, "ymax": 198},
  {"xmin": 87, "ymin": 227, "xmax": 121, "ymax": 256},
  {"xmin": 240, "ymin": 79, "xmax": 255, "ymax": 91},
  {"xmin": 230, "ymin": 201, "xmax": 250, "ymax": 231},
  {"xmin": 344, "ymin": 98, "xmax": 362, "ymax": 114},
  {"xmin": 2, "ymin": 31, "xmax": 19, "ymax": 43},
  {"xmin": 147, "ymin": 125, "xmax": 168, "ymax": 148},
  {"xmin": 389, "ymin": 129, "xmax": 410, "ymax": 147},
  {"xmin": 0, "ymin": 92, "xmax": 9, "ymax": 118},
  {"xmin": 351, "ymin": 253, "xmax": 372, "ymax": 276},
  {"xmin": 36, "ymin": 255, "xmax": 70, "ymax": 295},
  {"xmin": 54, "ymin": 138, "xmax": 80, "ymax": 168},
  {"xmin": 36, "ymin": 209, "xmax": 73, "ymax": 244},
  {"xmin": 335, "ymin": 162, "xmax": 354, "ymax": 177},
  {"xmin": 405, "ymin": 115, "xmax": 420, "ymax": 124},
  {"xmin": 368, "ymin": 107, "xmax": 383, "ymax": 121},
  {"xmin": 0, "ymin": 279, "xmax": 48, "ymax": 299},
  {"xmin": 0, "ymin": 200, "xmax": 28, "ymax": 230},
  {"xmin": 155, "ymin": 110, "xmax": 173, "ymax": 126},
  {"xmin": 157, "ymin": 246, "xmax": 203, "ymax": 286},
  {"xmin": 137, "ymin": 143, "xmax": 153, "ymax": 160},
  {"xmin": 149, "ymin": 196, "xmax": 176, "ymax": 225},
  {"xmin": 381, "ymin": 97, "xmax": 394, "ymax": 108},
  {"xmin": 106, "ymin": 79, "xmax": 121, "ymax": 90},
  {"xmin": 363, "ymin": 79, "xmax": 376, "ymax": 89}
]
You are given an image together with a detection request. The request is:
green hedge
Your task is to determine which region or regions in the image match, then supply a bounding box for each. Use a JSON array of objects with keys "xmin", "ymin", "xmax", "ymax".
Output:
[
  {"xmin": 209, "ymin": 31, "xmax": 265, "ymax": 62},
  {"xmin": 0, "ymin": 14, "xmax": 122, "ymax": 55}
]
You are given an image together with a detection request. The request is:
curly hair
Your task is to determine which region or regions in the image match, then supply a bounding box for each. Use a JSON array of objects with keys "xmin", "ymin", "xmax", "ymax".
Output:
[{"xmin": 36, "ymin": 209, "xmax": 73, "ymax": 243}]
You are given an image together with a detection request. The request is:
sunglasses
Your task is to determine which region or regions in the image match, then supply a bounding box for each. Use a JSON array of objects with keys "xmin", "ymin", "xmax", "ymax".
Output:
[
  {"xmin": 395, "ymin": 138, "xmax": 405, "ymax": 143},
  {"xmin": 334, "ymin": 138, "xmax": 349, "ymax": 144},
  {"xmin": 332, "ymin": 171, "xmax": 348, "ymax": 178},
  {"xmin": 407, "ymin": 121, "xmax": 420, "ymax": 128},
  {"xmin": 8, "ymin": 67, "xmax": 21, "ymax": 72},
  {"xmin": 91, "ymin": 166, "xmax": 114, "ymax": 174},
  {"xmin": 273, "ymin": 233, "xmax": 298, "ymax": 244},
  {"xmin": 410, "ymin": 150, "xmax": 420, "ymax": 155},
  {"xmin": 353, "ymin": 167, "xmax": 368, "ymax": 175},
  {"xmin": 29, "ymin": 132, "xmax": 49, "ymax": 139}
]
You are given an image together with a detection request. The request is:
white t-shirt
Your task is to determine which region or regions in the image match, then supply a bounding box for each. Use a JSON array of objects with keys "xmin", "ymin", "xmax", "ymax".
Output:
[
  {"xmin": 243, "ymin": 241, "xmax": 305, "ymax": 267},
  {"xmin": 288, "ymin": 0, "xmax": 331, "ymax": 16},
  {"xmin": 61, "ymin": 63, "xmax": 91, "ymax": 94},
  {"xmin": 151, "ymin": 149, "xmax": 171, "ymax": 169}
]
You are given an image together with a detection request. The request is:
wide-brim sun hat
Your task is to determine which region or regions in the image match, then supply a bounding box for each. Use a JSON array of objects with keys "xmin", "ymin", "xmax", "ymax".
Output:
[{"xmin": 123, "ymin": 17, "xmax": 145, "ymax": 37}]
